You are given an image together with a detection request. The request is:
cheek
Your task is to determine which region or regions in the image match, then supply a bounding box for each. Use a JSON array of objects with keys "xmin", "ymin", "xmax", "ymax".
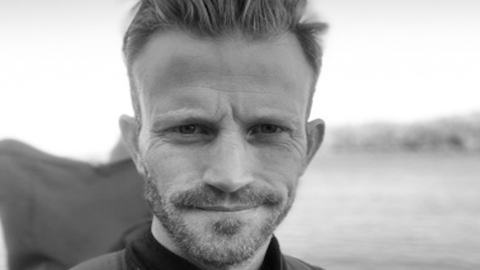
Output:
[
  {"xmin": 252, "ymin": 148, "xmax": 304, "ymax": 190},
  {"xmin": 142, "ymin": 145, "xmax": 206, "ymax": 189},
  {"xmin": 255, "ymin": 144, "xmax": 305, "ymax": 170}
]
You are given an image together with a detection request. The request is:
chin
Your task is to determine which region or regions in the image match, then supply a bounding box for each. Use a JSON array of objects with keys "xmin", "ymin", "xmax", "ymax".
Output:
[{"xmin": 178, "ymin": 215, "xmax": 274, "ymax": 268}]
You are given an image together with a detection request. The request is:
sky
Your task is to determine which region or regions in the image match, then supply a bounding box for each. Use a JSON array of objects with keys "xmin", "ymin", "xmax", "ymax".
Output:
[{"xmin": 0, "ymin": 0, "xmax": 479, "ymax": 160}]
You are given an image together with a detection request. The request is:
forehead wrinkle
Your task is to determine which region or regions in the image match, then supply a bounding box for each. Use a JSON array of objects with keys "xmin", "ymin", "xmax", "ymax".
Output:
[
  {"xmin": 172, "ymin": 85, "xmax": 279, "ymax": 95},
  {"xmin": 155, "ymin": 70, "xmax": 298, "ymax": 98},
  {"xmin": 248, "ymin": 108, "xmax": 300, "ymax": 123},
  {"xmin": 153, "ymin": 40, "xmax": 302, "ymax": 85},
  {"xmin": 149, "ymin": 107, "xmax": 219, "ymax": 127}
]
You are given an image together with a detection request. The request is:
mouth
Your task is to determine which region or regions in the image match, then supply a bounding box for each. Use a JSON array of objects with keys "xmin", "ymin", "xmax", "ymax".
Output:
[{"xmin": 193, "ymin": 205, "xmax": 258, "ymax": 212}]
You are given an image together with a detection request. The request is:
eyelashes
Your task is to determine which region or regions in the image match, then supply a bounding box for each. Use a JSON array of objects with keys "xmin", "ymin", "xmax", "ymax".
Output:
[
  {"xmin": 171, "ymin": 124, "xmax": 212, "ymax": 135},
  {"xmin": 168, "ymin": 123, "xmax": 289, "ymax": 135},
  {"xmin": 157, "ymin": 122, "xmax": 292, "ymax": 144},
  {"xmin": 248, "ymin": 124, "xmax": 287, "ymax": 135}
]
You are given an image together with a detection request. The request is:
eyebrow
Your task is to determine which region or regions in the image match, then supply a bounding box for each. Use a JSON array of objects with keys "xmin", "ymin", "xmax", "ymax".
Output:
[
  {"xmin": 150, "ymin": 109, "xmax": 217, "ymax": 129},
  {"xmin": 250, "ymin": 111, "xmax": 301, "ymax": 129}
]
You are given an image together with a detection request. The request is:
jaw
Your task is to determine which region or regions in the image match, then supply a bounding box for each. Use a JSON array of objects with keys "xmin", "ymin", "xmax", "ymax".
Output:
[
  {"xmin": 149, "ymin": 199, "xmax": 292, "ymax": 269},
  {"xmin": 150, "ymin": 215, "xmax": 272, "ymax": 270}
]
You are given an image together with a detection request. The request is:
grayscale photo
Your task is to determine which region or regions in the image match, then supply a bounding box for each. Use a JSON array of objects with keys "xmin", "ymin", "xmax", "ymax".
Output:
[{"xmin": 1, "ymin": 0, "xmax": 479, "ymax": 269}]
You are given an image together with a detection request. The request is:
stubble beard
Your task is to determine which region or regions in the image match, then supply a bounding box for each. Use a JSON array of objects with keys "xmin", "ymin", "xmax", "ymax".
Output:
[{"xmin": 143, "ymin": 169, "xmax": 295, "ymax": 269}]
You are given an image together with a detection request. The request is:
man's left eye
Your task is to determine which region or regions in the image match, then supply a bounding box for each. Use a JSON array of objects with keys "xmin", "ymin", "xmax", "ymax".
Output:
[{"xmin": 250, "ymin": 124, "xmax": 284, "ymax": 135}]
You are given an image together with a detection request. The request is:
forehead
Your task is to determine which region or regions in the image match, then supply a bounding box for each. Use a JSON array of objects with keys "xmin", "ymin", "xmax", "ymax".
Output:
[{"xmin": 132, "ymin": 31, "xmax": 313, "ymax": 116}]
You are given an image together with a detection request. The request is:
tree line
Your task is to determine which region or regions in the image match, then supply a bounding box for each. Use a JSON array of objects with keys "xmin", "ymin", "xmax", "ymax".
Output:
[{"xmin": 325, "ymin": 112, "xmax": 480, "ymax": 153}]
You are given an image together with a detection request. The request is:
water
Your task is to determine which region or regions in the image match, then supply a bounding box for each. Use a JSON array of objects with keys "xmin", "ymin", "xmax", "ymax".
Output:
[{"xmin": 277, "ymin": 153, "xmax": 480, "ymax": 270}]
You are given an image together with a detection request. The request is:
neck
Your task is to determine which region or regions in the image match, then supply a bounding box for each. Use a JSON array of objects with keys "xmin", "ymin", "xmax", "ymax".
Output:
[{"xmin": 151, "ymin": 218, "xmax": 270, "ymax": 270}]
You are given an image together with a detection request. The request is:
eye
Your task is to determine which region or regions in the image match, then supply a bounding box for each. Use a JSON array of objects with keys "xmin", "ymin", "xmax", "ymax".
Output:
[
  {"xmin": 177, "ymin": 124, "xmax": 199, "ymax": 134},
  {"xmin": 172, "ymin": 124, "xmax": 210, "ymax": 135},
  {"xmin": 250, "ymin": 124, "xmax": 285, "ymax": 135}
]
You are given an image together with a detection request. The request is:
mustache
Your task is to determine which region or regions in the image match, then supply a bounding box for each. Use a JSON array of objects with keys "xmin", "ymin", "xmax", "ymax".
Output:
[{"xmin": 169, "ymin": 184, "xmax": 283, "ymax": 209}]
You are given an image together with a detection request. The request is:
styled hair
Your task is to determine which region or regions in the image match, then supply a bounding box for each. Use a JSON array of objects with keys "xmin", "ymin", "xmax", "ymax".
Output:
[{"xmin": 123, "ymin": 0, "xmax": 328, "ymax": 123}]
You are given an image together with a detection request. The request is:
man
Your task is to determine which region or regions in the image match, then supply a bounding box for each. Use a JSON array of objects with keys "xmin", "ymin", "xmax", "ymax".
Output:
[{"xmin": 71, "ymin": 0, "xmax": 327, "ymax": 269}]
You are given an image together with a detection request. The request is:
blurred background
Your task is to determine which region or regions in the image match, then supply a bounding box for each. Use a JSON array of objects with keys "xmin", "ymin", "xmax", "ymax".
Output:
[{"xmin": 1, "ymin": 0, "xmax": 479, "ymax": 269}]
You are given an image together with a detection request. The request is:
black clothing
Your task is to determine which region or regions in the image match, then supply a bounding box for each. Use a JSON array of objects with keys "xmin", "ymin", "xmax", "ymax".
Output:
[{"xmin": 70, "ymin": 227, "xmax": 323, "ymax": 270}]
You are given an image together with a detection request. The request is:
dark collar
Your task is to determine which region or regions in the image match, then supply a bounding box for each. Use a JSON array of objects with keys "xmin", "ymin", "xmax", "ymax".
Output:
[{"xmin": 125, "ymin": 227, "xmax": 285, "ymax": 270}]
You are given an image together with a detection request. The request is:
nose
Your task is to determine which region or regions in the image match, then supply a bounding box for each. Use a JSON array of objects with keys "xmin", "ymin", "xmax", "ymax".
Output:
[{"xmin": 202, "ymin": 133, "xmax": 254, "ymax": 193}]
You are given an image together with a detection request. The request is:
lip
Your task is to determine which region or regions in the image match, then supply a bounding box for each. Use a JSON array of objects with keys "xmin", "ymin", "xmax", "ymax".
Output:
[{"xmin": 194, "ymin": 205, "xmax": 258, "ymax": 212}]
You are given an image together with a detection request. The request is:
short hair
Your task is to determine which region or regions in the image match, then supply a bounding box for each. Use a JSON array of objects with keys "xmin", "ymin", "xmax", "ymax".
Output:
[{"xmin": 123, "ymin": 0, "xmax": 328, "ymax": 123}]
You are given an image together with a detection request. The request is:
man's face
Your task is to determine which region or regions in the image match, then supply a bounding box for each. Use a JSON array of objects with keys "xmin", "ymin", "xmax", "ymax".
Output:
[{"xmin": 121, "ymin": 31, "xmax": 323, "ymax": 267}]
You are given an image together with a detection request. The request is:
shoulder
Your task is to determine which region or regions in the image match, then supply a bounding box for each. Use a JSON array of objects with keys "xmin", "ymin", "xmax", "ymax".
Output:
[
  {"xmin": 284, "ymin": 255, "xmax": 325, "ymax": 270},
  {"xmin": 69, "ymin": 250, "xmax": 128, "ymax": 270}
]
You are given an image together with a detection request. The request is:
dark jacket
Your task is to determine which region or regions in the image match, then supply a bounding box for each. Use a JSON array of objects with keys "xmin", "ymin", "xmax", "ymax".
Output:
[
  {"xmin": 70, "ymin": 250, "xmax": 323, "ymax": 270},
  {"xmin": 70, "ymin": 228, "xmax": 323, "ymax": 270}
]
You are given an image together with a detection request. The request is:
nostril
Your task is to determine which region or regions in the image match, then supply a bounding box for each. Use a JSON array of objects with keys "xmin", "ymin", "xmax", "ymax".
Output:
[{"xmin": 202, "ymin": 167, "xmax": 254, "ymax": 194}]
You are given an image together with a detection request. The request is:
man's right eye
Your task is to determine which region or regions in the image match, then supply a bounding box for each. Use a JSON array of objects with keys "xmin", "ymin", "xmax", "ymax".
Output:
[
  {"xmin": 177, "ymin": 124, "xmax": 198, "ymax": 134},
  {"xmin": 171, "ymin": 124, "xmax": 210, "ymax": 135}
]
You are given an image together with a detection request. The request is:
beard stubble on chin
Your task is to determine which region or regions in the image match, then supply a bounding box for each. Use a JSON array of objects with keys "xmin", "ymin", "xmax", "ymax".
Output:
[{"xmin": 142, "ymin": 167, "xmax": 295, "ymax": 268}]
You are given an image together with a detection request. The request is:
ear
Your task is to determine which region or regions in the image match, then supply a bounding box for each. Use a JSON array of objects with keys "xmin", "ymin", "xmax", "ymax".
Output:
[
  {"xmin": 119, "ymin": 115, "xmax": 145, "ymax": 176},
  {"xmin": 305, "ymin": 118, "xmax": 325, "ymax": 166}
]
